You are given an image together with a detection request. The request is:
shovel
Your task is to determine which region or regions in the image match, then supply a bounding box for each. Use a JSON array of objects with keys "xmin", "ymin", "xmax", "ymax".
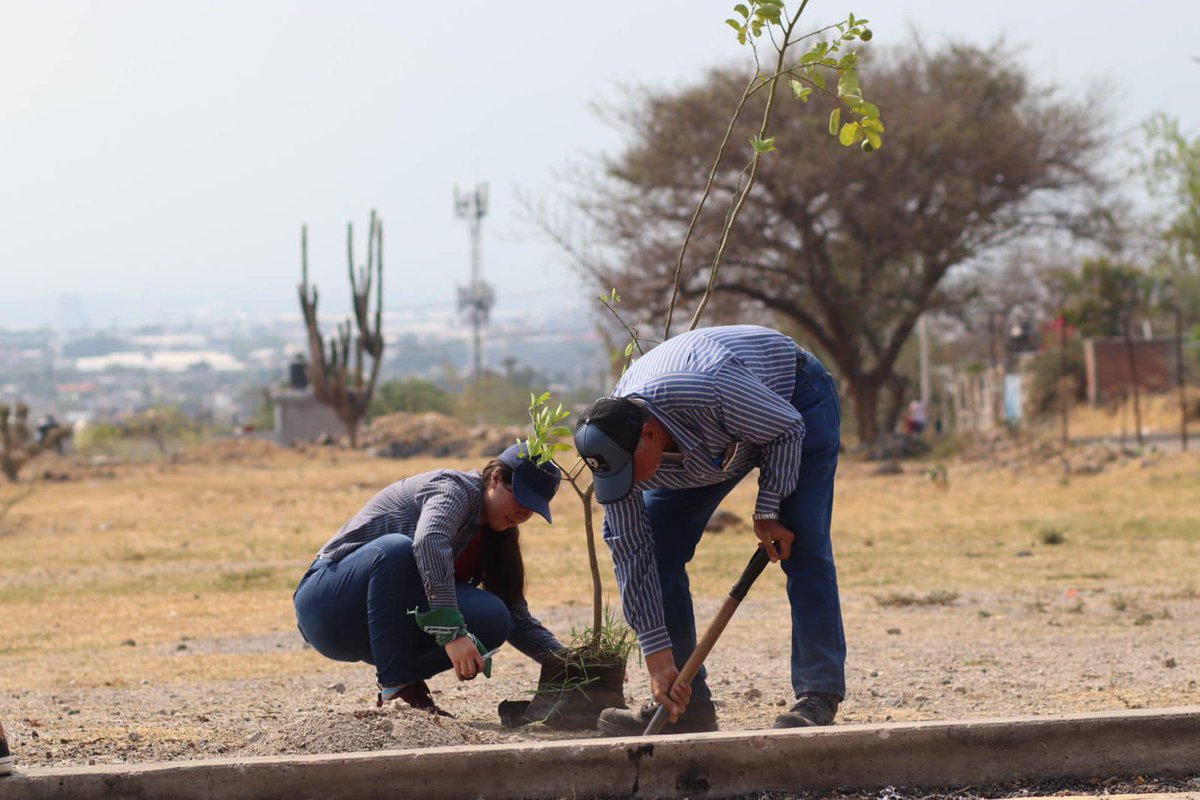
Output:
[{"xmin": 643, "ymin": 546, "xmax": 773, "ymax": 736}]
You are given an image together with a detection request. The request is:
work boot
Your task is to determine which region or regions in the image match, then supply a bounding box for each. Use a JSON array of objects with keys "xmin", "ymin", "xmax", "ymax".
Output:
[
  {"xmin": 379, "ymin": 681, "xmax": 454, "ymax": 718},
  {"xmin": 773, "ymin": 692, "xmax": 840, "ymax": 728},
  {"xmin": 0, "ymin": 721, "xmax": 14, "ymax": 777},
  {"xmin": 597, "ymin": 700, "xmax": 718, "ymax": 736}
]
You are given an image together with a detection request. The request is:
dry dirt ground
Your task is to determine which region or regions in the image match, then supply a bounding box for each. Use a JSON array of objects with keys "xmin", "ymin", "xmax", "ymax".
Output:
[{"xmin": 1, "ymin": 438, "xmax": 1198, "ymax": 770}]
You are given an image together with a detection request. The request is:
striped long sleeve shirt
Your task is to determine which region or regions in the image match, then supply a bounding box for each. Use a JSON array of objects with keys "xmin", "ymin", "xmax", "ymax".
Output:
[
  {"xmin": 317, "ymin": 469, "xmax": 564, "ymax": 663},
  {"xmin": 605, "ymin": 325, "xmax": 806, "ymax": 656}
]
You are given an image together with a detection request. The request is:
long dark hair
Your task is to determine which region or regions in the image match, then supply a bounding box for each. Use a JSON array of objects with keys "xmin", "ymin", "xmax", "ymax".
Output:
[{"xmin": 479, "ymin": 459, "xmax": 526, "ymax": 607}]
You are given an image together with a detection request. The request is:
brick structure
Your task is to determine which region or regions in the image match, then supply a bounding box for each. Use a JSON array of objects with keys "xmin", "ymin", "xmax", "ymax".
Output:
[{"xmin": 1082, "ymin": 338, "xmax": 1173, "ymax": 406}]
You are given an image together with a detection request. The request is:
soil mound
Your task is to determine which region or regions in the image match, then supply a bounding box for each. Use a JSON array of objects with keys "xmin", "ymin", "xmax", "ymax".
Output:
[
  {"xmin": 364, "ymin": 413, "xmax": 525, "ymax": 460},
  {"xmin": 170, "ymin": 437, "xmax": 284, "ymax": 465},
  {"xmin": 238, "ymin": 704, "xmax": 502, "ymax": 756}
]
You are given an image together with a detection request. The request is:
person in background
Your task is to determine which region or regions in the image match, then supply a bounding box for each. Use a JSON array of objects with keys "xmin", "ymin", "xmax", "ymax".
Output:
[{"xmin": 293, "ymin": 443, "xmax": 564, "ymax": 714}]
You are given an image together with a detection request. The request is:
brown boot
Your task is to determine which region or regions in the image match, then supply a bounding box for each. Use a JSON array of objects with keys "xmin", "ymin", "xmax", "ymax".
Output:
[
  {"xmin": 597, "ymin": 701, "xmax": 718, "ymax": 736},
  {"xmin": 379, "ymin": 681, "xmax": 454, "ymax": 717}
]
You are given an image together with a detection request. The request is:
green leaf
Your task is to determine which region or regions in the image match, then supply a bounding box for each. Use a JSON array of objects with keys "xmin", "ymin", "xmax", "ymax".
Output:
[
  {"xmin": 853, "ymin": 100, "xmax": 880, "ymax": 118},
  {"xmin": 828, "ymin": 108, "xmax": 841, "ymax": 136},
  {"xmin": 623, "ymin": 341, "xmax": 635, "ymax": 358},
  {"xmin": 863, "ymin": 128, "xmax": 882, "ymax": 150},
  {"xmin": 734, "ymin": 3, "xmax": 750, "ymax": 19},
  {"xmin": 839, "ymin": 120, "xmax": 861, "ymax": 147},
  {"xmin": 537, "ymin": 391, "xmax": 551, "ymax": 405},
  {"xmin": 807, "ymin": 68, "xmax": 826, "ymax": 90},
  {"xmin": 861, "ymin": 116, "xmax": 885, "ymax": 133},
  {"xmin": 725, "ymin": 18, "xmax": 742, "ymax": 32},
  {"xmin": 750, "ymin": 135, "xmax": 776, "ymax": 154},
  {"xmin": 789, "ymin": 79, "xmax": 812, "ymax": 102},
  {"xmin": 837, "ymin": 69, "xmax": 860, "ymax": 98}
]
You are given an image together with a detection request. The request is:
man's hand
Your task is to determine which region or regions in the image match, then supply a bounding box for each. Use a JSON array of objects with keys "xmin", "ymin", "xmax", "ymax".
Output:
[
  {"xmin": 754, "ymin": 518, "xmax": 795, "ymax": 562},
  {"xmin": 645, "ymin": 648, "xmax": 691, "ymax": 722},
  {"xmin": 446, "ymin": 635, "xmax": 485, "ymax": 681}
]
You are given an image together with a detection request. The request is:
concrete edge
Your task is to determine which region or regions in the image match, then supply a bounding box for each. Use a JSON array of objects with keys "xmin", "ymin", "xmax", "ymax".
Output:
[{"xmin": 3, "ymin": 706, "xmax": 1199, "ymax": 799}]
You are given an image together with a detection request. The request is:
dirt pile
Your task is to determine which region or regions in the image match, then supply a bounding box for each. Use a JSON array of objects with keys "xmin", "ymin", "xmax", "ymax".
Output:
[
  {"xmin": 363, "ymin": 413, "xmax": 525, "ymax": 460},
  {"xmin": 956, "ymin": 431, "xmax": 1161, "ymax": 476},
  {"xmin": 169, "ymin": 437, "xmax": 284, "ymax": 465},
  {"xmin": 238, "ymin": 704, "xmax": 502, "ymax": 757}
]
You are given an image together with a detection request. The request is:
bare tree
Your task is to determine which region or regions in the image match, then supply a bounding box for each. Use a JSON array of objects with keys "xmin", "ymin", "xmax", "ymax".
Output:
[
  {"xmin": 554, "ymin": 42, "xmax": 1109, "ymax": 442},
  {"xmin": 298, "ymin": 211, "xmax": 385, "ymax": 448}
]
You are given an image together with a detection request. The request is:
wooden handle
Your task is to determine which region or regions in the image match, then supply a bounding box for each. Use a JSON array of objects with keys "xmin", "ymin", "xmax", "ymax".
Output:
[{"xmin": 643, "ymin": 547, "xmax": 772, "ymax": 736}]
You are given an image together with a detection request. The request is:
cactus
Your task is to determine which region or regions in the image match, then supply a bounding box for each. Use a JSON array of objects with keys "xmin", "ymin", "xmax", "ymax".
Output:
[
  {"xmin": 298, "ymin": 211, "xmax": 385, "ymax": 448},
  {"xmin": 1, "ymin": 403, "xmax": 71, "ymax": 482}
]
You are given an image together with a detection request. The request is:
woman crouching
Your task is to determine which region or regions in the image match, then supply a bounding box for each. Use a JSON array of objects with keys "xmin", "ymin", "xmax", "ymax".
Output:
[{"xmin": 293, "ymin": 443, "xmax": 563, "ymax": 714}]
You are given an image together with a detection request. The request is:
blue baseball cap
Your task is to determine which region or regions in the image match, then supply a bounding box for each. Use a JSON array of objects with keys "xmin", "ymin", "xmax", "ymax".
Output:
[
  {"xmin": 498, "ymin": 443, "xmax": 561, "ymax": 523},
  {"xmin": 573, "ymin": 397, "xmax": 644, "ymax": 504}
]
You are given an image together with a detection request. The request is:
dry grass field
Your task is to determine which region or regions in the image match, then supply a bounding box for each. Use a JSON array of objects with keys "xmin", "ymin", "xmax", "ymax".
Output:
[{"xmin": 1, "ymin": 435, "xmax": 1198, "ymax": 767}]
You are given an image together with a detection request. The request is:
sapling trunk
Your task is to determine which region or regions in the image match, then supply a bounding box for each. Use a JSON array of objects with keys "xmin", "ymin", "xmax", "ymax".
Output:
[{"xmin": 569, "ymin": 478, "xmax": 603, "ymax": 653}]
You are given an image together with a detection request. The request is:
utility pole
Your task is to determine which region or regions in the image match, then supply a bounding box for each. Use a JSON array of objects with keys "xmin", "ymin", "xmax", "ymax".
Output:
[
  {"xmin": 454, "ymin": 183, "xmax": 494, "ymax": 384},
  {"xmin": 917, "ymin": 313, "xmax": 931, "ymax": 408}
]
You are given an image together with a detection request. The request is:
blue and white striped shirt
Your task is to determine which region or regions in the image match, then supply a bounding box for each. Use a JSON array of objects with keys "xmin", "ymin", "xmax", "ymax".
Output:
[
  {"xmin": 604, "ymin": 325, "xmax": 806, "ymax": 655},
  {"xmin": 318, "ymin": 469, "xmax": 564, "ymax": 663}
]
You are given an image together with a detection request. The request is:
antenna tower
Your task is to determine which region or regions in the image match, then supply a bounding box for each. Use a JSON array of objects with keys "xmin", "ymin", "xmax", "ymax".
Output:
[{"xmin": 454, "ymin": 183, "xmax": 494, "ymax": 382}]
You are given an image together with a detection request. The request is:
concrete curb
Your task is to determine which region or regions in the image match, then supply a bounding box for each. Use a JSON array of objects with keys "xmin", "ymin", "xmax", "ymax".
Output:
[{"xmin": 4, "ymin": 706, "xmax": 1199, "ymax": 800}]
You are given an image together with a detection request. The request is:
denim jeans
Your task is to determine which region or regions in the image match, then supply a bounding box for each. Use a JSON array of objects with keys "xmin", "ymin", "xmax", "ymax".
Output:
[
  {"xmin": 293, "ymin": 533, "xmax": 511, "ymax": 687},
  {"xmin": 643, "ymin": 349, "xmax": 846, "ymax": 701}
]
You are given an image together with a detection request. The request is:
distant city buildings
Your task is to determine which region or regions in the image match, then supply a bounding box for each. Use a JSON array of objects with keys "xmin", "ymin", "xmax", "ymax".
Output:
[{"xmin": 0, "ymin": 307, "xmax": 605, "ymax": 434}]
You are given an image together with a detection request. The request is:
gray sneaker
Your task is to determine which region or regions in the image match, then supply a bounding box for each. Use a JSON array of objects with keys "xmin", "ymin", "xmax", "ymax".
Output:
[
  {"xmin": 773, "ymin": 693, "xmax": 840, "ymax": 728},
  {"xmin": 597, "ymin": 700, "xmax": 718, "ymax": 736}
]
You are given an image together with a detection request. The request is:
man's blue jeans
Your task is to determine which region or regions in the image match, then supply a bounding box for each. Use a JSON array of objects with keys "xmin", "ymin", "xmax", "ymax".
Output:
[
  {"xmin": 643, "ymin": 349, "xmax": 846, "ymax": 702},
  {"xmin": 293, "ymin": 533, "xmax": 511, "ymax": 687}
]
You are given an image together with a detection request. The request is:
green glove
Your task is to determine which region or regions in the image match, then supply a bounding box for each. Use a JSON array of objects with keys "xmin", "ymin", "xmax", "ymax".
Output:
[{"xmin": 409, "ymin": 607, "xmax": 492, "ymax": 678}]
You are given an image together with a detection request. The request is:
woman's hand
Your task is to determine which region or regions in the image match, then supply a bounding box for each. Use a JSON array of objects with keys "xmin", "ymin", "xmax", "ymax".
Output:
[{"xmin": 446, "ymin": 635, "xmax": 486, "ymax": 681}]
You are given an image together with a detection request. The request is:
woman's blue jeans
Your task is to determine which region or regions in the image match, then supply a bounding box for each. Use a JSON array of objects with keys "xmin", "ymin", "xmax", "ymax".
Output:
[
  {"xmin": 293, "ymin": 533, "xmax": 511, "ymax": 688},
  {"xmin": 643, "ymin": 349, "xmax": 846, "ymax": 702}
]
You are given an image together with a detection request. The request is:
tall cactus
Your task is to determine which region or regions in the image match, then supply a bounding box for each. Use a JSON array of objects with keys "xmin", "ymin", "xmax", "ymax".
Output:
[
  {"xmin": 297, "ymin": 210, "xmax": 385, "ymax": 448},
  {"xmin": 1, "ymin": 403, "xmax": 70, "ymax": 482}
]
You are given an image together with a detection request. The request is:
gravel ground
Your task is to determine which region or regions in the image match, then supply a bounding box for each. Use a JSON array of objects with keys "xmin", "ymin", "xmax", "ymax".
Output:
[{"xmin": 4, "ymin": 586, "xmax": 1197, "ymax": 770}]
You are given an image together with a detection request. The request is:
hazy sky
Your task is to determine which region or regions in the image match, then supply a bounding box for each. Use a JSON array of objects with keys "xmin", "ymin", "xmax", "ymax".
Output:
[{"xmin": 2, "ymin": 1, "xmax": 1197, "ymax": 329}]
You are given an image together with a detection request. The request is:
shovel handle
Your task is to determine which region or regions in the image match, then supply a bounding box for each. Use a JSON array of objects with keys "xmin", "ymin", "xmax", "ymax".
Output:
[{"xmin": 643, "ymin": 546, "xmax": 772, "ymax": 736}]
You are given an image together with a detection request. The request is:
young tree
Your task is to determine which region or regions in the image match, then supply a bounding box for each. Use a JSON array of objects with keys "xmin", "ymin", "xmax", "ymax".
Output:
[
  {"xmin": 557, "ymin": 42, "xmax": 1107, "ymax": 442},
  {"xmin": 528, "ymin": 0, "xmax": 884, "ymax": 657},
  {"xmin": 298, "ymin": 211, "xmax": 385, "ymax": 448}
]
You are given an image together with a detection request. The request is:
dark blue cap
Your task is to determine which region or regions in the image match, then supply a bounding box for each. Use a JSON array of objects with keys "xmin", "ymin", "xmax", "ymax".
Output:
[
  {"xmin": 573, "ymin": 397, "xmax": 643, "ymax": 504},
  {"xmin": 498, "ymin": 442, "xmax": 561, "ymax": 523}
]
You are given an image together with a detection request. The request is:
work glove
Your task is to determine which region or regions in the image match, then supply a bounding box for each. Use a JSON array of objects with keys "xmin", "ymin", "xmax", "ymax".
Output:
[{"xmin": 409, "ymin": 607, "xmax": 493, "ymax": 678}]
